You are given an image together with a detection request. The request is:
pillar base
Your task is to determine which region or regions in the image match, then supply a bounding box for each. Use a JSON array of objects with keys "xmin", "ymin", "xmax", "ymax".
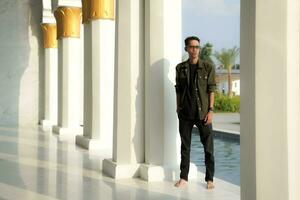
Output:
[
  {"xmin": 102, "ymin": 159, "xmax": 198, "ymax": 182},
  {"xmin": 52, "ymin": 125, "xmax": 83, "ymax": 141},
  {"xmin": 102, "ymin": 158, "xmax": 140, "ymax": 179},
  {"xmin": 40, "ymin": 120, "xmax": 54, "ymax": 130},
  {"xmin": 75, "ymin": 135, "xmax": 112, "ymax": 152},
  {"xmin": 139, "ymin": 163, "xmax": 198, "ymax": 182}
]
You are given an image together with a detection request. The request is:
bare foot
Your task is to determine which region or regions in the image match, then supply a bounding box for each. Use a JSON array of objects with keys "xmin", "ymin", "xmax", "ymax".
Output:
[
  {"xmin": 207, "ymin": 181, "xmax": 215, "ymax": 190},
  {"xmin": 174, "ymin": 179, "xmax": 188, "ymax": 188}
]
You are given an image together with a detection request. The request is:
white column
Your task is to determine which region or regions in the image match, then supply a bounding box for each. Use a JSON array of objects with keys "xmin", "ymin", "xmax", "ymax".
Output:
[
  {"xmin": 76, "ymin": 0, "xmax": 115, "ymax": 152},
  {"xmin": 102, "ymin": 0, "xmax": 144, "ymax": 178},
  {"xmin": 286, "ymin": 1, "xmax": 300, "ymax": 198},
  {"xmin": 42, "ymin": 48, "xmax": 58, "ymax": 127},
  {"xmin": 52, "ymin": 7, "xmax": 83, "ymax": 140},
  {"xmin": 40, "ymin": 23, "xmax": 58, "ymax": 130},
  {"xmin": 77, "ymin": 0, "xmax": 93, "ymax": 147},
  {"xmin": 140, "ymin": 0, "xmax": 196, "ymax": 182},
  {"xmin": 240, "ymin": 0, "xmax": 300, "ymax": 199}
]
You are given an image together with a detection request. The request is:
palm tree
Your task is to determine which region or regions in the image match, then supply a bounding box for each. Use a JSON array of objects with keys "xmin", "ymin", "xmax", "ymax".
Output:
[
  {"xmin": 200, "ymin": 42, "xmax": 214, "ymax": 65},
  {"xmin": 214, "ymin": 46, "xmax": 240, "ymax": 98}
]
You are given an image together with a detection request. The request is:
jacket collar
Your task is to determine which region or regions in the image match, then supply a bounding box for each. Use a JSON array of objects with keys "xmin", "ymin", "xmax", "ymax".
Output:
[
  {"xmin": 183, "ymin": 58, "xmax": 204, "ymax": 70},
  {"xmin": 183, "ymin": 58, "xmax": 203, "ymax": 86}
]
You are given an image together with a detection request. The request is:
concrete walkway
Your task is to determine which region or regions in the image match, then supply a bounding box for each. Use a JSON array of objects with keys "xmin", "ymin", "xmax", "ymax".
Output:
[{"xmin": 212, "ymin": 113, "xmax": 240, "ymax": 134}]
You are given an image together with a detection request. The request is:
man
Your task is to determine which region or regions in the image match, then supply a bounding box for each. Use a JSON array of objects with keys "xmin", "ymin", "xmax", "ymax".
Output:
[{"xmin": 174, "ymin": 36, "xmax": 216, "ymax": 189}]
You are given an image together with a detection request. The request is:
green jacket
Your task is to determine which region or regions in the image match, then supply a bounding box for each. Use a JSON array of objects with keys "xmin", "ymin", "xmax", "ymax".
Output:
[{"xmin": 175, "ymin": 58, "xmax": 217, "ymax": 120}]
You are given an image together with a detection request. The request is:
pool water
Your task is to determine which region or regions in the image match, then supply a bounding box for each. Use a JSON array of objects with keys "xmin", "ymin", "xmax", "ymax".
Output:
[{"xmin": 190, "ymin": 129, "xmax": 240, "ymax": 186}]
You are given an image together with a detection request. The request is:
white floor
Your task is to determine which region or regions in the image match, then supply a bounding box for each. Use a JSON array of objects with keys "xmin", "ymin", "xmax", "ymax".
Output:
[{"xmin": 0, "ymin": 126, "xmax": 240, "ymax": 200}]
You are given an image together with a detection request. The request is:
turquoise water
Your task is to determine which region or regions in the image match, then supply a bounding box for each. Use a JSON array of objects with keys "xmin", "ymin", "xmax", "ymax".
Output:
[{"xmin": 190, "ymin": 130, "xmax": 240, "ymax": 186}]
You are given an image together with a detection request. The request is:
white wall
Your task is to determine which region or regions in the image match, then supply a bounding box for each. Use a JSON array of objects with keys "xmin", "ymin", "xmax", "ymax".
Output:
[{"xmin": 0, "ymin": 0, "xmax": 44, "ymax": 127}]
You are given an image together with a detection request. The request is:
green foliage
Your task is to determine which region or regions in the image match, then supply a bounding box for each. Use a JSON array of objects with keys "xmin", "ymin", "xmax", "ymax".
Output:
[
  {"xmin": 214, "ymin": 91, "xmax": 240, "ymax": 112},
  {"xmin": 200, "ymin": 42, "xmax": 215, "ymax": 66}
]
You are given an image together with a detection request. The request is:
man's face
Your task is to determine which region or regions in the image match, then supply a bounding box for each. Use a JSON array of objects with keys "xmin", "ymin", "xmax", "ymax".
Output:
[{"xmin": 186, "ymin": 40, "xmax": 200, "ymax": 59}]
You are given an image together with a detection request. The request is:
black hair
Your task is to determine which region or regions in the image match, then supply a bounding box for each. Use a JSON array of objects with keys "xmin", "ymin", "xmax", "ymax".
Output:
[{"xmin": 184, "ymin": 36, "xmax": 200, "ymax": 47}]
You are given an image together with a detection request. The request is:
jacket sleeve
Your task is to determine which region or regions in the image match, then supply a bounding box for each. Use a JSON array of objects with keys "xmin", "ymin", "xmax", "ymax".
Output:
[
  {"xmin": 175, "ymin": 65, "xmax": 182, "ymax": 107},
  {"xmin": 175, "ymin": 65, "xmax": 180, "ymax": 94},
  {"xmin": 207, "ymin": 64, "xmax": 217, "ymax": 93}
]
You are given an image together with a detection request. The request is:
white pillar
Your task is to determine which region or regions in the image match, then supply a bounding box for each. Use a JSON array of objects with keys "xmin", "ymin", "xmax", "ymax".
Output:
[
  {"xmin": 77, "ymin": 0, "xmax": 93, "ymax": 147},
  {"xmin": 76, "ymin": 0, "xmax": 115, "ymax": 152},
  {"xmin": 286, "ymin": 1, "xmax": 300, "ymax": 198},
  {"xmin": 240, "ymin": 0, "xmax": 300, "ymax": 199},
  {"xmin": 102, "ymin": 0, "xmax": 144, "ymax": 178},
  {"xmin": 139, "ymin": 0, "xmax": 197, "ymax": 182},
  {"xmin": 52, "ymin": 7, "xmax": 83, "ymax": 140},
  {"xmin": 40, "ymin": 23, "xmax": 58, "ymax": 130}
]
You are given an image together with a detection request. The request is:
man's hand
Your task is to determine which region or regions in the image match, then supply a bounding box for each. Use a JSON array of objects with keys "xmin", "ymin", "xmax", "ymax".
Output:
[{"xmin": 204, "ymin": 111, "xmax": 213, "ymax": 125}]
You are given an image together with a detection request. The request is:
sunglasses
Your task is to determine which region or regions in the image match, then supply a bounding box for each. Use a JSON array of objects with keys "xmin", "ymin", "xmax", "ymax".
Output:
[{"xmin": 187, "ymin": 45, "xmax": 200, "ymax": 49}]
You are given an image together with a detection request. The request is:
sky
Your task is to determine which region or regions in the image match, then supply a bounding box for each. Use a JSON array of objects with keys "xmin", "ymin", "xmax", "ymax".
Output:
[{"xmin": 182, "ymin": 0, "xmax": 240, "ymax": 58}]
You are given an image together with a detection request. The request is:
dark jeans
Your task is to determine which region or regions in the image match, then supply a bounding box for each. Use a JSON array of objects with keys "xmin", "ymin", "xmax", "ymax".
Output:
[{"xmin": 178, "ymin": 117, "xmax": 215, "ymax": 182}]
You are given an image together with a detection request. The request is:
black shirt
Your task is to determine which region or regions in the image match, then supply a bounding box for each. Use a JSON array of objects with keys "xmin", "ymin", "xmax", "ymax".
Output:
[
  {"xmin": 189, "ymin": 63, "xmax": 199, "ymax": 119},
  {"xmin": 180, "ymin": 63, "xmax": 199, "ymax": 120}
]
